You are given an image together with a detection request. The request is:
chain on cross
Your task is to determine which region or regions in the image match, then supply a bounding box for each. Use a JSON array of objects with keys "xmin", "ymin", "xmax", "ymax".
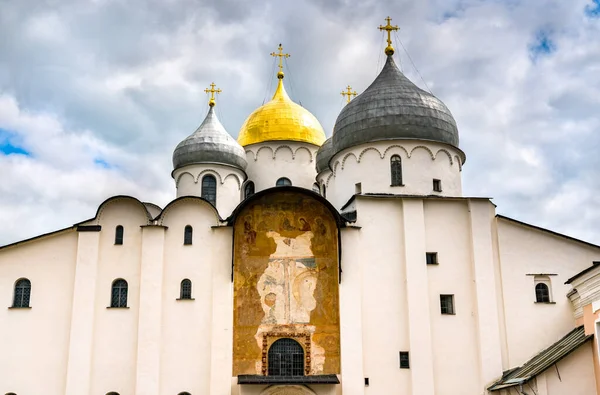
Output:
[
  {"xmin": 204, "ymin": 82, "xmax": 222, "ymax": 107},
  {"xmin": 341, "ymin": 85, "xmax": 357, "ymax": 103},
  {"xmin": 271, "ymin": 43, "xmax": 290, "ymax": 79},
  {"xmin": 378, "ymin": 16, "xmax": 399, "ymax": 56}
]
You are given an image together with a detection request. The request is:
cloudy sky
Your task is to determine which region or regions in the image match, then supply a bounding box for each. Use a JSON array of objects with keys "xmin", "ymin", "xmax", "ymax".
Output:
[{"xmin": 0, "ymin": 0, "xmax": 599, "ymax": 246}]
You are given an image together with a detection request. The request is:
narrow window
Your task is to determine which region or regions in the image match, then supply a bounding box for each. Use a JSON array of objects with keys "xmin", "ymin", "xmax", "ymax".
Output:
[
  {"xmin": 12, "ymin": 278, "xmax": 31, "ymax": 308},
  {"xmin": 268, "ymin": 338, "xmax": 304, "ymax": 376},
  {"xmin": 201, "ymin": 175, "xmax": 217, "ymax": 206},
  {"xmin": 110, "ymin": 279, "xmax": 128, "ymax": 308},
  {"xmin": 115, "ymin": 225, "xmax": 124, "ymax": 245},
  {"xmin": 535, "ymin": 283, "xmax": 550, "ymax": 303},
  {"xmin": 433, "ymin": 179, "xmax": 442, "ymax": 192},
  {"xmin": 184, "ymin": 225, "xmax": 193, "ymax": 245},
  {"xmin": 355, "ymin": 182, "xmax": 362, "ymax": 194},
  {"xmin": 312, "ymin": 183, "xmax": 320, "ymax": 193},
  {"xmin": 391, "ymin": 155, "xmax": 403, "ymax": 186},
  {"xmin": 399, "ymin": 352, "xmax": 410, "ymax": 369},
  {"xmin": 440, "ymin": 294, "xmax": 455, "ymax": 315},
  {"xmin": 322, "ymin": 184, "xmax": 327, "ymax": 198},
  {"xmin": 244, "ymin": 181, "xmax": 255, "ymax": 199},
  {"xmin": 364, "ymin": 378, "xmax": 369, "ymax": 386},
  {"xmin": 426, "ymin": 252, "xmax": 438, "ymax": 265},
  {"xmin": 180, "ymin": 279, "xmax": 192, "ymax": 300},
  {"xmin": 276, "ymin": 177, "xmax": 292, "ymax": 187}
]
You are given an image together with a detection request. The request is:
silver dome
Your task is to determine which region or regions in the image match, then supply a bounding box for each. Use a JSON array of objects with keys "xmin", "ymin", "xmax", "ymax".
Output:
[
  {"xmin": 332, "ymin": 55, "xmax": 459, "ymax": 155},
  {"xmin": 315, "ymin": 137, "xmax": 334, "ymax": 173},
  {"xmin": 173, "ymin": 107, "xmax": 247, "ymax": 171}
]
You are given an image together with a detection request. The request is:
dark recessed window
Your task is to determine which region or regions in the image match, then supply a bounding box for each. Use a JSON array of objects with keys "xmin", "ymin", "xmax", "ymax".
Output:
[
  {"xmin": 355, "ymin": 183, "xmax": 362, "ymax": 194},
  {"xmin": 364, "ymin": 377, "xmax": 370, "ymax": 386},
  {"xmin": 322, "ymin": 185, "xmax": 327, "ymax": 198},
  {"xmin": 244, "ymin": 181, "xmax": 255, "ymax": 199},
  {"xmin": 178, "ymin": 393, "xmax": 191, "ymax": 395},
  {"xmin": 535, "ymin": 283, "xmax": 550, "ymax": 303},
  {"xmin": 184, "ymin": 225, "xmax": 193, "ymax": 245},
  {"xmin": 276, "ymin": 177, "xmax": 292, "ymax": 187},
  {"xmin": 110, "ymin": 279, "xmax": 128, "ymax": 308},
  {"xmin": 180, "ymin": 279, "xmax": 192, "ymax": 300},
  {"xmin": 391, "ymin": 155, "xmax": 403, "ymax": 186},
  {"xmin": 201, "ymin": 175, "xmax": 217, "ymax": 206},
  {"xmin": 106, "ymin": 392, "xmax": 120, "ymax": 395},
  {"xmin": 268, "ymin": 338, "xmax": 304, "ymax": 376},
  {"xmin": 433, "ymin": 179, "xmax": 442, "ymax": 192},
  {"xmin": 115, "ymin": 225, "xmax": 124, "ymax": 245},
  {"xmin": 426, "ymin": 252, "xmax": 438, "ymax": 265},
  {"xmin": 12, "ymin": 278, "xmax": 31, "ymax": 308},
  {"xmin": 399, "ymin": 351, "xmax": 410, "ymax": 369},
  {"xmin": 440, "ymin": 294, "xmax": 455, "ymax": 315}
]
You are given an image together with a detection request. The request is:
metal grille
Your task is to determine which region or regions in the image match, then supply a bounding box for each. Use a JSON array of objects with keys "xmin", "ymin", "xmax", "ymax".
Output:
[
  {"xmin": 390, "ymin": 155, "xmax": 403, "ymax": 186},
  {"xmin": 201, "ymin": 175, "xmax": 217, "ymax": 206},
  {"xmin": 440, "ymin": 294, "xmax": 455, "ymax": 315},
  {"xmin": 115, "ymin": 225, "xmax": 124, "ymax": 245},
  {"xmin": 180, "ymin": 279, "xmax": 192, "ymax": 299},
  {"xmin": 13, "ymin": 278, "xmax": 31, "ymax": 308},
  {"xmin": 184, "ymin": 225, "xmax": 193, "ymax": 245},
  {"xmin": 276, "ymin": 177, "xmax": 292, "ymax": 187},
  {"xmin": 111, "ymin": 279, "xmax": 128, "ymax": 308},
  {"xmin": 268, "ymin": 338, "xmax": 304, "ymax": 376},
  {"xmin": 244, "ymin": 182, "xmax": 255, "ymax": 198},
  {"xmin": 535, "ymin": 283, "xmax": 550, "ymax": 303}
]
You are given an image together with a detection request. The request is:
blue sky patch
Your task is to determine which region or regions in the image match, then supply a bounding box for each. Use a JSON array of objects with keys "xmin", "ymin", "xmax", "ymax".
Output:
[
  {"xmin": 0, "ymin": 128, "xmax": 31, "ymax": 157},
  {"xmin": 94, "ymin": 158, "xmax": 112, "ymax": 169},
  {"xmin": 529, "ymin": 30, "xmax": 556, "ymax": 60},
  {"xmin": 585, "ymin": 0, "xmax": 600, "ymax": 17}
]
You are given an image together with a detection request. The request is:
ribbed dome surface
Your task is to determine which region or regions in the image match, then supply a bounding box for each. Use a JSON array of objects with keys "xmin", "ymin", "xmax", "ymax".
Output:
[
  {"xmin": 332, "ymin": 55, "xmax": 459, "ymax": 154},
  {"xmin": 315, "ymin": 137, "xmax": 333, "ymax": 173},
  {"xmin": 237, "ymin": 79, "xmax": 326, "ymax": 147},
  {"xmin": 173, "ymin": 107, "xmax": 247, "ymax": 171}
]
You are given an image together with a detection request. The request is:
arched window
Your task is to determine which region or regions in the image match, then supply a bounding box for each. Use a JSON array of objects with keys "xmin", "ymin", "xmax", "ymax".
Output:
[
  {"xmin": 244, "ymin": 181, "xmax": 255, "ymax": 199},
  {"xmin": 184, "ymin": 225, "xmax": 193, "ymax": 245},
  {"xmin": 276, "ymin": 177, "xmax": 292, "ymax": 187},
  {"xmin": 115, "ymin": 225, "xmax": 124, "ymax": 245},
  {"xmin": 390, "ymin": 155, "xmax": 403, "ymax": 186},
  {"xmin": 106, "ymin": 392, "xmax": 120, "ymax": 395},
  {"xmin": 180, "ymin": 279, "xmax": 192, "ymax": 300},
  {"xmin": 178, "ymin": 392, "xmax": 191, "ymax": 395},
  {"xmin": 268, "ymin": 338, "xmax": 304, "ymax": 376},
  {"xmin": 12, "ymin": 278, "xmax": 31, "ymax": 308},
  {"xmin": 535, "ymin": 283, "xmax": 550, "ymax": 303},
  {"xmin": 312, "ymin": 183, "xmax": 320, "ymax": 193},
  {"xmin": 110, "ymin": 279, "xmax": 128, "ymax": 308},
  {"xmin": 201, "ymin": 175, "xmax": 217, "ymax": 206}
]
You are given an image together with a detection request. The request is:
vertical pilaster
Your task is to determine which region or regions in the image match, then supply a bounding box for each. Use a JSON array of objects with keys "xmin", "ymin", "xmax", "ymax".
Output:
[
  {"xmin": 468, "ymin": 200, "xmax": 503, "ymax": 386},
  {"xmin": 65, "ymin": 226, "xmax": 101, "ymax": 395},
  {"xmin": 402, "ymin": 200, "xmax": 435, "ymax": 395},
  {"xmin": 135, "ymin": 225, "xmax": 166, "ymax": 395},
  {"xmin": 339, "ymin": 227, "xmax": 365, "ymax": 395}
]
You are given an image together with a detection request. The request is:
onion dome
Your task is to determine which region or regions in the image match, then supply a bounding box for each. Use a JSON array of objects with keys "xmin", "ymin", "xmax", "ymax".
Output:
[
  {"xmin": 332, "ymin": 54, "xmax": 459, "ymax": 155},
  {"xmin": 237, "ymin": 52, "xmax": 326, "ymax": 147},
  {"xmin": 173, "ymin": 104, "xmax": 247, "ymax": 171},
  {"xmin": 315, "ymin": 137, "xmax": 334, "ymax": 173}
]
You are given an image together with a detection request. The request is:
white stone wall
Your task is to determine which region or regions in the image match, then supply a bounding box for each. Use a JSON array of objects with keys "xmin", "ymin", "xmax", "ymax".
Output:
[
  {"xmin": 243, "ymin": 141, "xmax": 319, "ymax": 193},
  {"xmin": 173, "ymin": 163, "xmax": 245, "ymax": 218},
  {"xmin": 322, "ymin": 140, "xmax": 464, "ymax": 210}
]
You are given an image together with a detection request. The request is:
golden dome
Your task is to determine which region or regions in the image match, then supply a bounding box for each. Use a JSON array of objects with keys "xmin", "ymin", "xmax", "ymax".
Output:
[{"xmin": 237, "ymin": 79, "xmax": 326, "ymax": 147}]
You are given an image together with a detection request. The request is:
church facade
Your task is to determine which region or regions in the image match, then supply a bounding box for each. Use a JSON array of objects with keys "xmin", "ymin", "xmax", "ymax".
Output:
[{"xmin": 1, "ymin": 19, "xmax": 599, "ymax": 395}]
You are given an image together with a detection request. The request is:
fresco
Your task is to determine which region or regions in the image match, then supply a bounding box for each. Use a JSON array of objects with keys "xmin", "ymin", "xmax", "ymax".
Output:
[{"xmin": 233, "ymin": 191, "xmax": 340, "ymax": 376}]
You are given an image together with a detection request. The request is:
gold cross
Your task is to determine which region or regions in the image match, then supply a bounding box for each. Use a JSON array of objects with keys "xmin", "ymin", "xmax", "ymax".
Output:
[
  {"xmin": 271, "ymin": 43, "xmax": 290, "ymax": 79},
  {"xmin": 378, "ymin": 16, "xmax": 399, "ymax": 56},
  {"xmin": 204, "ymin": 82, "xmax": 221, "ymax": 107},
  {"xmin": 341, "ymin": 85, "xmax": 357, "ymax": 103}
]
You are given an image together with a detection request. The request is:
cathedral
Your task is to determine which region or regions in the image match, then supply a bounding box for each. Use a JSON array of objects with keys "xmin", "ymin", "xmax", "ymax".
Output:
[{"xmin": 1, "ymin": 18, "xmax": 600, "ymax": 395}]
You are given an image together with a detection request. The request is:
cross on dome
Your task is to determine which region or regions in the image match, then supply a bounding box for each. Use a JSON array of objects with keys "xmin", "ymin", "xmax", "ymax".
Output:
[
  {"xmin": 270, "ymin": 43, "xmax": 290, "ymax": 79},
  {"xmin": 341, "ymin": 85, "xmax": 358, "ymax": 103},
  {"xmin": 204, "ymin": 82, "xmax": 222, "ymax": 107},
  {"xmin": 378, "ymin": 16, "xmax": 399, "ymax": 56}
]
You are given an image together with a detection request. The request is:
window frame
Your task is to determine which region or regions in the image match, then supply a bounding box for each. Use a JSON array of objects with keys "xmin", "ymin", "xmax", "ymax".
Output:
[
  {"xmin": 244, "ymin": 181, "xmax": 255, "ymax": 199},
  {"xmin": 267, "ymin": 338, "xmax": 305, "ymax": 376},
  {"xmin": 534, "ymin": 275, "xmax": 553, "ymax": 303},
  {"xmin": 426, "ymin": 252, "xmax": 438, "ymax": 265},
  {"xmin": 110, "ymin": 279, "xmax": 128, "ymax": 308},
  {"xmin": 399, "ymin": 351, "xmax": 410, "ymax": 369},
  {"xmin": 115, "ymin": 225, "xmax": 124, "ymax": 245},
  {"xmin": 179, "ymin": 279, "xmax": 193, "ymax": 300},
  {"xmin": 12, "ymin": 278, "xmax": 31, "ymax": 308},
  {"xmin": 201, "ymin": 174, "xmax": 217, "ymax": 206},
  {"xmin": 433, "ymin": 179, "xmax": 442, "ymax": 192},
  {"xmin": 276, "ymin": 177, "xmax": 292, "ymax": 187},
  {"xmin": 184, "ymin": 225, "xmax": 193, "ymax": 245},
  {"xmin": 390, "ymin": 155, "xmax": 403, "ymax": 186},
  {"xmin": 440, "ymin": 294, "xmax": 455, "ymax": 315}
]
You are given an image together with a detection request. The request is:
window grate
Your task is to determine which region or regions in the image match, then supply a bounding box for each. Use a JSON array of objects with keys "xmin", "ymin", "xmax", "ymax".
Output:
[
  {"xmin": 391, "ymin": 155, "xmax": 403, "ymax": 186},
  {"xmin": 440, "ymin": 294, "xmax": 455, "ymax": 315},
  {"xmin": 268, "ymin": 338, "xmax": 304, "ymax": 376},
  {"xmin": 201, "ymin": 175, "xmax": 217, "ymax": 206},
  {"xmin": 184, "ymin": 225, "xmax": 193, "ymax": 245},
  {"xmin": 399, "ymin": 351, "xmax": 410, "ymax": 369},
  {"xmin": 276, "ymin": 177, "xmax": 292, "ymax": 187},
  {"xmin": 13, "ymin": 278, "xmax": 31, "ymax": 308},
  {"xmin": 180, "ymin": 279, "xmax": 192, "ymax": 299},
  {"xmin": 111, "ymin": 279, "xmax": 128, "ymax": 308},
  {"xmin": 535, "ymin": 283, "xmax": 550, "ymax": 303}
]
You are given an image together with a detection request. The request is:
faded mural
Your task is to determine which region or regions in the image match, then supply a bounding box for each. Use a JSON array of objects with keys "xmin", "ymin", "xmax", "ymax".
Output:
[{"xmin": 233, "ymin": 191, "xmax": 340, "ymax": 376}]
